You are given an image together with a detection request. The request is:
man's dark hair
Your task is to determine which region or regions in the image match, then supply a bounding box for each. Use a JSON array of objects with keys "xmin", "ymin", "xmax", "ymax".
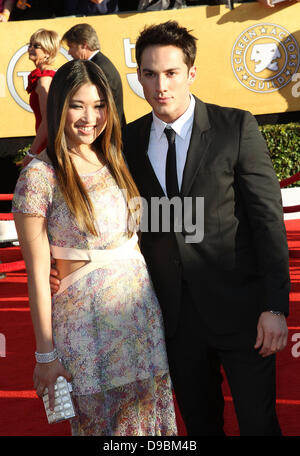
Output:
[
  {"xmin": 62, "ymin": 23, "xmax": 100, "ymax": 51},
  {"xmin": 135, "ymin": 21, "xmax": 197, "ymax": 69}
]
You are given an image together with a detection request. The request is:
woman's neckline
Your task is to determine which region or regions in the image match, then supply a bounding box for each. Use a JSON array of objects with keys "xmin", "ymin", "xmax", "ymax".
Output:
[{"xmin": 78, "ymin": 165, "xmax": 107, "ymax": 177}]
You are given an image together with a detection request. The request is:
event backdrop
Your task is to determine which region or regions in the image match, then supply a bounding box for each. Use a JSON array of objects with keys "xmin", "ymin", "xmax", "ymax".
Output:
[{"xmin": 0, "ymin": 3, "xmax": 300, "ymax": 138}]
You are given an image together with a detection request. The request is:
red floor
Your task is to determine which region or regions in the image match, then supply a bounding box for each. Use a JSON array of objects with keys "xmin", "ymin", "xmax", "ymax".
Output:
[{"xmin": 0, "ymin": 218, "xmax": 299, "ymax": 436}]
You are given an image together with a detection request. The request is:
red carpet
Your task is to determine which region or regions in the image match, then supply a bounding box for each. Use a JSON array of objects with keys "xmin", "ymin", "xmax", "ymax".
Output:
[
  {"xmin": 222, "ymin": 219, "xmax": 300, "ymax": 436},
  {"xmin": 0, "ymin": 219, "xmax": 300, "ymax": 436}
]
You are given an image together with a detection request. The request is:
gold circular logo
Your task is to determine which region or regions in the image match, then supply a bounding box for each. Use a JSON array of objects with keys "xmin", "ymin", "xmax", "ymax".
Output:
[{"xmin": 231, "ymin": 23, "xmax": 300, "ymax": 93}]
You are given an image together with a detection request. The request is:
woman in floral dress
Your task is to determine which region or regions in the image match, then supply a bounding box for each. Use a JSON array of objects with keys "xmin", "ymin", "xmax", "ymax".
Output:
[{"xmin": 12, "ymin": 59, "xmax": 177, "ymax": 436}]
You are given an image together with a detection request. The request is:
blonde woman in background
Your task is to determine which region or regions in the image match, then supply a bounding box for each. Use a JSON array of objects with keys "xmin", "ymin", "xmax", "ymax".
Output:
[{"xmin": 23, "ymin": 28, "xmax": 60, "ymax": 167}]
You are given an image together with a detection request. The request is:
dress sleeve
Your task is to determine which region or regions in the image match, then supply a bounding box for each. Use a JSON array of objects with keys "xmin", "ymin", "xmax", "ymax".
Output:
[{"xmin": 12, "ymin": 162, "xmax": 53, "ymax": 217}]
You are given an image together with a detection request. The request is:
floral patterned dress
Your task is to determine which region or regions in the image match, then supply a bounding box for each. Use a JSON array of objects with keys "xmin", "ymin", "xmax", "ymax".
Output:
[{"xmin": 12, "ymin": 154, "xmax": 177, "ymax": 436}]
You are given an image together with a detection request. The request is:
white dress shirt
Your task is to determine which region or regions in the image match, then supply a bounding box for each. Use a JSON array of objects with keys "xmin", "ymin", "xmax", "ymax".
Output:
[
  {"xmin": 88, "ymin": 50, "xmax": 100, "ymax": 60},
  {"xmin": 147, "ymin": 95, "xmax": 195, "ymax": 196}
]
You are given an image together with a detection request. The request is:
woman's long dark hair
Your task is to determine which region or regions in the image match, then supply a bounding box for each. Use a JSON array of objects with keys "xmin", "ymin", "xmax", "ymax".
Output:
[{"xmin": 46, "ymin": 59, "xmax": 140, "ymax": 236}]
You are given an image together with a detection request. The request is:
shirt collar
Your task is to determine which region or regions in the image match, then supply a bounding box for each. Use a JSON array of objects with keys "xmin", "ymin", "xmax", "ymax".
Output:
[
  {"xmin": 88, "ymin": 50, "xmax": 100, "ymax": 61},
  {"xmin": 152, "ymin": 94, "xmax": 195, "ymax": 140}
]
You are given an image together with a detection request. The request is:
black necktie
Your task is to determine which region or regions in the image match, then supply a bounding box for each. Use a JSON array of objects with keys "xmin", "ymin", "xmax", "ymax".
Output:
[{"xmin": 165, "ymin": 127, "xmax": 179, "ymax": 199}]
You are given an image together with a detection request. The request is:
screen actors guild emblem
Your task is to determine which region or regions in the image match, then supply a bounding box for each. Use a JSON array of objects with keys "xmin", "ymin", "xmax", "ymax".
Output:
[{"xmin": 231, "ymin": 23, "xmax": 300, "ymax": 93}]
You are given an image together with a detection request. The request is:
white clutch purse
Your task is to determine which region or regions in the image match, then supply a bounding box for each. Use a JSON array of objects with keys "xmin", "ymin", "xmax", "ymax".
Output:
[{"xmin": 42, "ymin": 376, "xmax": 76, "ymax": 424}]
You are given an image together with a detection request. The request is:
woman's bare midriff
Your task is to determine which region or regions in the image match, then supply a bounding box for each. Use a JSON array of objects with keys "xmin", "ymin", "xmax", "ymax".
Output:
[
  {"xmin": 55, "ymin": 244, "xmax": 141, "ymax": 280},
  {"xmin": 55, "ymin": 259, "xmax": 90, "ymax": 280}
]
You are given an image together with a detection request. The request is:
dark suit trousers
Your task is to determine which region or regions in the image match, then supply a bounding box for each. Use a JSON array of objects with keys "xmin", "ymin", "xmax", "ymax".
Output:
[{"xmin": 165, "ymin": 282, "xmax": 282, "ymax": 436}]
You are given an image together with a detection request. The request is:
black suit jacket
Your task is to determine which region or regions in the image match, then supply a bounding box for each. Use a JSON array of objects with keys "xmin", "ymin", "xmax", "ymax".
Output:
[
  {"xmin": 91, "ymin": 51, "xmax": 126, "ymax": 127},
  {"xmin": 123, "ymin": 97, "xmax": 290, "ymax": 338}
]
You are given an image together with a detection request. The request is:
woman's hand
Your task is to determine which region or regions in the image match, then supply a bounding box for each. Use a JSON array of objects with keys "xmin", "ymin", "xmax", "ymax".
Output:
[
  {"xmin": 33, "ymin": 359, "xmax": 72, "ymax": 410},
  {"xmin": 0, "ymin": 13, "xmax": 9, "ymax": 21},
  {"xmin": 21, "ymin": 154, "xmax": 34, "ymax": 168}
]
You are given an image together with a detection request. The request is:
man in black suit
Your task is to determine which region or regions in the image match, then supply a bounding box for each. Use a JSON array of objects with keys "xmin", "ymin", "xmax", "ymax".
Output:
[
  {"xmin": 122, "ymin": 21, "xmax": 290, "ymax": 435},
  {"xmin": 62, "ymin": 23, "xmax": 126, "ymax": 126}
]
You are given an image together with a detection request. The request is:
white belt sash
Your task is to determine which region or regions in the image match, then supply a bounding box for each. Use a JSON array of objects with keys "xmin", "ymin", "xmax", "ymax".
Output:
[{"xmin": 51, "ymin": 234, "xmax": 145, "ymax": 296}]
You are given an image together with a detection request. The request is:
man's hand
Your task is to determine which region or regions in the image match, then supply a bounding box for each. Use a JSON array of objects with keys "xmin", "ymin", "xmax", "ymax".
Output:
[
  {"xmin": 0, "ymin": 13, "xmax": 9, "ymax": 21},
  {"xmin": 50, "ymin": 258, "xmax": 60, "ymax": 295},
  {"xmin": 254, "ymin": 311, "xmax": 288, "ymax": 357},
  {"xmin": 90, "ymin": 0, "xmax": 105, "ymax": 4}
]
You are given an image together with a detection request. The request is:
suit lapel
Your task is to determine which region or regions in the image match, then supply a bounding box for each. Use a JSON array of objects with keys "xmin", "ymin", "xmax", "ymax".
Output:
[{"xmin": 181, "ymin": 98, "xmax": 212, "ymax": 196}]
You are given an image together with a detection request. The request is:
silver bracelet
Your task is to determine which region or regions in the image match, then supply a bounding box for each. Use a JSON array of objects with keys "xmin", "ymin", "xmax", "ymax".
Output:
[
  {"xmin": 35, "ymin": 348, "xmax": 58, "ymax": 363},
  {"xmin": 269, "ymin": 310, "xmax": 283, "ymax": 316},
  {"xmin": 26, "ymin": 150, "xmax": 36, "ymax": 158}
]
